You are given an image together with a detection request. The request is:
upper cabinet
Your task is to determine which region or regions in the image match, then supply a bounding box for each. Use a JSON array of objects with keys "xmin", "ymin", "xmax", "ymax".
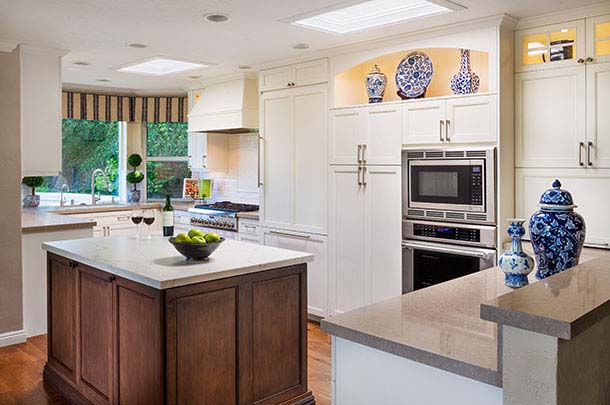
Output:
[
  {"xmin": 187, "ymin": 132, "xmax": 229, "ymax": 172},
  {"xmin": 402, "ymin": 94, "xmax": 497, "ymax": 146},
  {"xmin": 587, "ymin": 63, "xmax": 610, "ymax": 168},
  {"xmin": 20, "ymin": 45, "xmax": 66, "ymax": 176},
  {"xmin": 259, "ymin": 59, "xmax": 329, "ymax": 92},
  {"xmin": 587, "ymin": 14, "xmax": 610, "ymax": 65}
]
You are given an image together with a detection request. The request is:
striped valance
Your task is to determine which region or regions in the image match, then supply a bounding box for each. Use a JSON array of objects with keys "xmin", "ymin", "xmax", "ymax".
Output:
[{"xmin": 62, "ymin": 91, "xmax": 188, "ymax": 123}]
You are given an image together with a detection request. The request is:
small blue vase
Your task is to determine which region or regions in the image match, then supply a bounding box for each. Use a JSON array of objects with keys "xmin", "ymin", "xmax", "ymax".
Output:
[
  {"xmin": 365, "ymin": 64, "xmax": 387, "ymax": 103},
  {"xmin": 529, "ymin": 180, "xmax": 586, "ymax": 279},
  {"xmin": 450, "ymin": 49, "xmax": 480, "ymax": 95},
  {"xmin": 499, "ymin": 219, "xmax": 534, "ymax": 288}
]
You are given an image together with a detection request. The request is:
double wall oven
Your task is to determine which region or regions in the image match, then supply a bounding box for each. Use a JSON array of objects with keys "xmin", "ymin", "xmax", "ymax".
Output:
[{"xmin": 402, "ymin": 148, "xmax": 497, "ymax": 293}]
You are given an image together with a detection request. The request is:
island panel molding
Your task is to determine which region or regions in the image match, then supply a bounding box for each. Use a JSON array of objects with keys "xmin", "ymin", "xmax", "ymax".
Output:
[{"xmin": 44, "ymin": 249, "xmax": 314, "ymax": 405}]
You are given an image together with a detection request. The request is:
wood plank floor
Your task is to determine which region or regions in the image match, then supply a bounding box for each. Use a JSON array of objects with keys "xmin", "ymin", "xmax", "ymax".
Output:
[{"xmin": 0, "ymin": 322, "xmax": 331, "ymax": 404}]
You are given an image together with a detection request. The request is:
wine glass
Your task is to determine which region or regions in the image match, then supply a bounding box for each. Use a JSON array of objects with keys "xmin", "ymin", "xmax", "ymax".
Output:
[
  {"xmin": 131, "ymin": 209, "xmax": 143, "ymax": 239},
  {"xmin": 143, "ymin": 210, "xmax": 155, "ymax": 240}
]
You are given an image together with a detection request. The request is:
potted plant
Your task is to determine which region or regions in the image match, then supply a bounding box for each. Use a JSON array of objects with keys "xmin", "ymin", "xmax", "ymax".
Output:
[
  {"xmin": 22, "ymin": 176, "xmax": 45, "ymax": 208},
  {"xmin": 126, "ymin": 153, "xmax": 144, "ymax": 203}
]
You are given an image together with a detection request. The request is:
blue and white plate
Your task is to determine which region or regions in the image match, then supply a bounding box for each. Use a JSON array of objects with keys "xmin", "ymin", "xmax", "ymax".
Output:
[{"xmin": 395, "ymin": 51, "xmax": 434, "ymax": 98}]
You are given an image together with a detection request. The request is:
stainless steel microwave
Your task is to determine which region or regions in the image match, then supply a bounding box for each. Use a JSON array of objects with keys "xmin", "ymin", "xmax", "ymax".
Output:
[{"xmin": 402, "ymin": 148, "xmax": 496, "ymax": 224}]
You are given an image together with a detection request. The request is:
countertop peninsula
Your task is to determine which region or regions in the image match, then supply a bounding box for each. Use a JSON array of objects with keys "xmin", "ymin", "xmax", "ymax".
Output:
[{"xmin": 42, "ymin": 236, "xmax": 313, "ymax": 289}]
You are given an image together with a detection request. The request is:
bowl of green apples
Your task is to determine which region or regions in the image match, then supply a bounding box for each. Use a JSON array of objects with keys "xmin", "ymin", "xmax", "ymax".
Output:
[{"xmin": 169, "ymin": 229, "xmax": 224, "ymax": 261}]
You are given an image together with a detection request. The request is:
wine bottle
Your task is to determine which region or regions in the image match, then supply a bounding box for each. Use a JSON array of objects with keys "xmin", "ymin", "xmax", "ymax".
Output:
[{"xmin": 162, "ymin": 194, "xmax": 174, "ymax": 237}]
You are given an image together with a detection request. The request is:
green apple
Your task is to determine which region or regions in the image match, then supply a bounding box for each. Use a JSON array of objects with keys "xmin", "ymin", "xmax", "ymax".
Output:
[
  {"xmin": 175, "ymin": 233, "xmax": 191, "ymax": 243},
  {"xmin": 188, "ymin": 229, "xmax": 205, "ymax": 239},
  {"xmin": 204, "ymin": 232, "xmax": 221, "ymax": 243},
  {"xmin": 191, "ymin": 236, "xmax": 207, "ymax": 244}
]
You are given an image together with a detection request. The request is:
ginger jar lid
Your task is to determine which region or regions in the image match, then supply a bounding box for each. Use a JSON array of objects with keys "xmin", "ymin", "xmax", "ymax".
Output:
[{"xmin": 538, "ymin": 179, "xmax": 576, "ymax": 210}]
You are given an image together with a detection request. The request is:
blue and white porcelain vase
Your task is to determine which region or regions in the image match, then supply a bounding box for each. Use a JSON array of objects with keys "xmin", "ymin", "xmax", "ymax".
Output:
[
  {"xmin": 365, "ymin": 64, "xmax": 387, "ymax": 103},
  {"xmin": 529, "ymin": 179, "xmax": 586, "ymax": 279},
  {"xmin": 450, "ymin": 49, "xmax": 480, "ymax": 95},
  {"xmin": 499, "ymin": 219, "xmax": 535, "ymax": 288}
]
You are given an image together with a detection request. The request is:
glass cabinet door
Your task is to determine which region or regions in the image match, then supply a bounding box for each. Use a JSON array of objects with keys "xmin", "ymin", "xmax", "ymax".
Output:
[
  {"xmin": 587, "ymin": 14, "xmax": 610, "ymax": 64},
  {"xmin": 516, "ymin": 20, "xmax": 586, "ymax": 72}
]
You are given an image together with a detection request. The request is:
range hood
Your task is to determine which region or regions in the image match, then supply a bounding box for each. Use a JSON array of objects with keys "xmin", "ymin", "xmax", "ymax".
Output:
[{"xmin": 188, "ymin": 76, "xmax": 259, "ymax": 133}]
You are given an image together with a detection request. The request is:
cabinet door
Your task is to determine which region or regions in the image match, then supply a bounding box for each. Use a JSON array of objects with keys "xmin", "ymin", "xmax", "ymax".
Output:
[
  {"xmin": 586, "ymin": 63, "xmax": 610, "ymax": 168},
  {"xmin": 363, "ymin": 104, "xmax": 402, "ymax": 165},
  {"xmin": 329, "ymin": 166, "xmax": 366, "ymax": 315},
  {"xmin": 260, "ymin": 65, "xmax": 294, "ymax": 92},
  {"xmin": 262, "ymin": 229, "xmax": 328, "ymax": 318},
  {"xmin": 363, "ymin": 166, "xmax": 402, "ymax": 303},
  {"xmin": 515, "ymin": 67, "xmax": 586, "ymax": 167},
  {"xmin": 77, "ymin": 265, "xmax": 113, "ymax": 403},
  {"xmin": 445, "ymin": 95, "xmax": 497, "ymax": 144},
  {"xmin": 293, "ymin": 59, "xmax": 329, "ymax": 87},
  {"xmin": 260, "ymin": 91, "xmax": 293, "ymax": 230},
  {"xmin": 293, "ymin": 84, "xmax": 328, "ymax": 234},
  {"xmin": 188, "ymin": 132, "xmax": 228, "ymax": 171},
  {"xmin": 516, "ymin": 168, "xmax": 610, "ymax": 247},
  {"xmin": 515, "ymin": 20, "xmax": 586, "ymax": 73},
  {"xmin": 586, "ymin": 14, "xmax": 610, "ymax": 65},
  {"xmin": 401, "ymin": 99, "xmax": 446, "ymax": 145},
  {"xmin": 329, "ymin": 108, "xmax": 363, "ymax": 165}
]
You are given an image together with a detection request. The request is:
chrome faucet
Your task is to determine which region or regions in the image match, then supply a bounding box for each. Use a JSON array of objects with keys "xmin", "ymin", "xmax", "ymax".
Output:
[
  {"xmin": 91, "ymin": 168, "xmax": 109, "ymax": 205},
  {"xmin": 60, "ymin": 184, "xmax": 70, "ymax": 207}
]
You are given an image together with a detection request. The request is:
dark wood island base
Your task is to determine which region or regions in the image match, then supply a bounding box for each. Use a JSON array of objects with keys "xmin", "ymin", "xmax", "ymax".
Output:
[{"xmin": 44, "ymin": 252, "xmax": 315, "ymax": 404}]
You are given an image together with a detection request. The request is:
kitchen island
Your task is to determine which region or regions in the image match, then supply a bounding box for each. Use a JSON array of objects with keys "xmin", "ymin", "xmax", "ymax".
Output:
[{"xmin": 42, "ymin": 236, "xmax": 315, "ymax": 404}]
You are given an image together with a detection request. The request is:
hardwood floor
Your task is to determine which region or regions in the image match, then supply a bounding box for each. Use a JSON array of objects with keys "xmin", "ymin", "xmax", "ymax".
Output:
[{"xmin": 0, "ymin": 322, "xmax": 331, "ymax": 405}]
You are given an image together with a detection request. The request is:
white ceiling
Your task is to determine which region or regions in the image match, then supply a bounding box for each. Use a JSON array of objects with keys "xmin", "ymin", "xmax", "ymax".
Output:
[{"xmin": 0, "ymin": 0, "xmax": 602, "ymax": 94}]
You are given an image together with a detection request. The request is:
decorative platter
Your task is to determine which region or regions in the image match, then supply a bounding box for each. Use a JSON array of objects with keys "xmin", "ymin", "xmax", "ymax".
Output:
[{"xmin": 395, "ymin": 51, "xmax": 434, "ymax": 98}]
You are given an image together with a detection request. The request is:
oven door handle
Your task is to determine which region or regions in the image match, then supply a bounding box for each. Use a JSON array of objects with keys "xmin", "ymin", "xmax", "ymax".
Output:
[{"xmin": 401, "ymin": 241, "xmax": 495, "ymax": 259}]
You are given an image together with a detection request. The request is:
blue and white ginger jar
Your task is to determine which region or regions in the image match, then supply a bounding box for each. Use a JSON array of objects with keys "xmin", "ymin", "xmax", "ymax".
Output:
[
  {"xmin": 365, "ymin": 64, "xmax": 387, "ymax": 103},
  {"xmin": 499, "ymin": 219, "xmax": 535, "ymax": 288},
  {"xmin": 529, "ymin": 179, "xmax": 586, "ymax": 279},
  {"xmin": 450, "ymin": 49, "xmax": 480, "ymax": 95}
]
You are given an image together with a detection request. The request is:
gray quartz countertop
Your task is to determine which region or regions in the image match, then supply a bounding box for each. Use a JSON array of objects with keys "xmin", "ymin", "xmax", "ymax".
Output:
[
  {"xmin": 43, "ymin": 236, "xmax": 313, "ymax": 289},
  {"xmin": 321, "ymin": 246, "xmax": 610, "ymax": 387}
]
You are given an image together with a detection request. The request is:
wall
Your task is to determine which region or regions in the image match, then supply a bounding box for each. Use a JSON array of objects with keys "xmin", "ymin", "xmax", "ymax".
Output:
[
  {"xmin": 193, "ymin": 133, "xmax": 260, "ymax": 205},
  {"xmin": 0, "ymin": 48, "xmax": 24, "ymax": 338}
]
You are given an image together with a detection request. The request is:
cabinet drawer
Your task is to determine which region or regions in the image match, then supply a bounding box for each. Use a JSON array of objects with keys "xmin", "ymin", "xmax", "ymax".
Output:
[{"xmin": 238, "ymin": 219, "xmax": 260, "ymax": 236}]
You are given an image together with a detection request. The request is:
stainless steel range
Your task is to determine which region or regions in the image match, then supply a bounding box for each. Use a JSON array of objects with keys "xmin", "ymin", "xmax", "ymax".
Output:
[{"xmin": 188, "ymin": 202, "xmax": 259, "ymax": 232}]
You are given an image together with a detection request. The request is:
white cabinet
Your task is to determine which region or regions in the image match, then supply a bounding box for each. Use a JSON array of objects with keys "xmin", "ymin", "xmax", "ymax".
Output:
[
  {"xmin": 259, "ymin": 59, "xmax": 329, "ymax": 92},
  {"xmin": 402, "ymin": 95, "xmax": 497, "ymax": 146},
  {"xmin": 69, "ymin": 209, "xmax": 161, "ymax": 237},
  {"xmin": 515, "ymin": 67, "xmax": 586, "ymax": 168},
  {"xmin": 586, "ymin": 14, "xmax": 610, "ymax": 65},
  {"xmin": 188, "ymin": 132, "xmax": 229, "ymax": 172},
  {"xmin": 586, "ymin": 63, "xmax": 610, "ymax": 168},
  {"xmin": 238, "ymin": 218, "xmax": 262, "ymax": 244},
  {"xmin": 329, "ymin": 165, "xmax": 402, "ymax": 316},
  {"xmin": 20, "ymin": 45, "xmax": 66, "ymax": 176},
  {"xmin": 262, "ymin": 228, "xmax": 328, "ymax": 318},
  {"xmin": 516, "ymin": 168, "xmax": 610, "ymax": 248},
  {"xmin": 330, "ymin": 105, "xmax": 402, "ymax": 165},
  {"xmin": 260, "ymin": 83, "xmax": 328, "ymax": 234}
]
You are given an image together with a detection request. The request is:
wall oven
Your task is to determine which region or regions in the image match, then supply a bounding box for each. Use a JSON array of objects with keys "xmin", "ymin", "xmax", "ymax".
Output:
[
  {"xmin": 402, "ymin": 220, "xmax": 497, "ymax": 293},
  {"xmin": 403, "ymin": 148, "xmax": 496, "ymax": 224}
]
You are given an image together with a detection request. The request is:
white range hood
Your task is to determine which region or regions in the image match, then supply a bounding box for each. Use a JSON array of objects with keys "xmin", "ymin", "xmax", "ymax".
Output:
[{"xmin": 188, "ymin": 76, "xmax": 259, "ymax": 133}]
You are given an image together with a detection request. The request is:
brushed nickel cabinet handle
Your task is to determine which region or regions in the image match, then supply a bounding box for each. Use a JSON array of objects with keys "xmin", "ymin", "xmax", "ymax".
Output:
[
  {"xmin": 357, "ymin": 144, "xmax": 362, "ymax": 164},
  {"xmin": 577, "ymin": 58, "xmax": 585, "ymax": 64},
  {"xmin": 362, "ymin": 166, "xmax": 367, "ymax": 187},
  {"xmin": 357, "ymin": 166, "xmax": 363, "ymax": 186},
  {"xmin": 586, "ymin": 57, "xmax": 594, "ymax": 63},
  {"xmin": 439, "ymin": 120, "xmax": 444, "ymax": 142},
  {"xmin": 445, "ymin": 119, "xmax": 451, "ymax": 142},
  {"xmin": 579, "ymin": 142, "xmax": 585, "ymax": 166},
  {"xmin": 268, "ymin": 230, "xmax": 311, "ymax": 240},
  {"xmin": 362, "ymin": 144, "xmax": 367, "ymax": 164},
  {"xmin": 587, "ymin": 141, "xmax": 593, "ymax": 166}
]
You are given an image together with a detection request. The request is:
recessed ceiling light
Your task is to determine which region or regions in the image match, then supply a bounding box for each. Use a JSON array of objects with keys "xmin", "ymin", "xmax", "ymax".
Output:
[
  {"xmin": 290, "ymin": 0, "xmax": 464, "ymax": 34},
  {"xmin": 118, "ymin": 57, "xmax": 209, "ymax": 76},
  {"xmin": 96, "ymin": 79, "xmax": 111, "ymax": 82},
  {"xmin": 238, "ymin": 65, "xmax": 252, "ymax": 69},
  {"xmin": 72, "ymin": 61, "xmax": 90, "ymax": 66},
  {"xmin": 128, "ymin": 43, "xmax": 147, "ymax": 48},
  {"xmin": 204, "ymin": 13, "xmax": 230, "ymax": 23},
  {"xmin": 292, "ymin": 43, "xmax": 310, "ymax": 50}
]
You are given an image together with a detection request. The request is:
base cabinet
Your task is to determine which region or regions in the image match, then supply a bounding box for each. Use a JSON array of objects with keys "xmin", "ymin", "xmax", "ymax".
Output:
[{"xmin": 45, "ymin": 253, "xmax": 312, "ymax": 405}]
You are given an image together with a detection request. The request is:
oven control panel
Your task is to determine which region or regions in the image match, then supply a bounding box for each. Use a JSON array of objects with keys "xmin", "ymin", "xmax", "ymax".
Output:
[
  {"xmin": 470, "ymin": 166, "xmax": 483, "ymax": 206},
  {"xmin": 413, "ymin": 223, "xmax": 480, "ymax": 243}
]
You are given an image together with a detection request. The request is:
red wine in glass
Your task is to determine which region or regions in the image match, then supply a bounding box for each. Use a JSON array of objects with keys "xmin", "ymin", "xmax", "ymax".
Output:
[
  {"xmin": 131, "ymin": 216, "xmax": 143, "ymax": 225},
  {"xmin": 143, "ymin": 217, "xmax": 155, "ymax": 225}
]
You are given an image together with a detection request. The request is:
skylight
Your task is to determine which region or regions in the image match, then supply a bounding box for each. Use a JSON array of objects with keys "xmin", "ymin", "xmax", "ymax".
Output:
[
  {"xmin": 118, "ymin": 57, "xmax": 208, "ymax": 76},
  {"xmin": 291, "ymin": 0, "xmax": 462, "ymax": 34}
]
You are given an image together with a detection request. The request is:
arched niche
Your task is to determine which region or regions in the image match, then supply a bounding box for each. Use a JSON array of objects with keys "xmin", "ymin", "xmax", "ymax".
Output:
[{"xmin": 334, "ymin": 47, "xmax": 489, "ymax": 108}]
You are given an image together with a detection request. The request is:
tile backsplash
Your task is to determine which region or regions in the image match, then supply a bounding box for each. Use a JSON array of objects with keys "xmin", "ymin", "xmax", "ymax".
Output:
[{"xmin": 192, "ymin": 133, "xmax": 260, "ymax": 205}]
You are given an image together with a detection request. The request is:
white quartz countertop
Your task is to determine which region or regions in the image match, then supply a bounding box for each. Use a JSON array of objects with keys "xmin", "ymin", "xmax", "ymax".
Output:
[{"xmin": 42, "ymin": 236, "xmax": 314, "ymax": 289}]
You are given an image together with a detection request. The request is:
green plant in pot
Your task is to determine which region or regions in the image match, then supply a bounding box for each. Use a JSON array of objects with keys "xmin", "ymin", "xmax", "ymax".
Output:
[
  {"xmin": 22, "ymin": 176, "xmax": 45, "ymax": 208},
  {"xmin": 126, "ymin": 153, "xmax": 144, "ymax": 203}
]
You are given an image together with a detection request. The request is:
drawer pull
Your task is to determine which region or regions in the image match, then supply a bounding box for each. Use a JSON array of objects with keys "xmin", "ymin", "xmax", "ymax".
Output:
[{"xmin": 268, "ymin": 230, "xmax": 311, "ymax": 240}]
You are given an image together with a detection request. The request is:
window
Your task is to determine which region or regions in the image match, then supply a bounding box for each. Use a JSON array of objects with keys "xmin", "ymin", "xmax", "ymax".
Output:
[
  {"xmin": 144, "ymin": 122, "xmax": 191, "ymax": 199},
  {"xmin": 40, "ymin": 119, "xmax": 120, "ymax": 204}
]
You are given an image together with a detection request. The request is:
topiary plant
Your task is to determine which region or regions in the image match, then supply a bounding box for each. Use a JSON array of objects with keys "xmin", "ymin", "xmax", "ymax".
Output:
[
  {"xmin": 126, "ymin": 153, "xmax": 144, "ymax": 191},
  {"xmin": 22, "ymin": 176, "xmax": 45, "ymax": 195}
]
